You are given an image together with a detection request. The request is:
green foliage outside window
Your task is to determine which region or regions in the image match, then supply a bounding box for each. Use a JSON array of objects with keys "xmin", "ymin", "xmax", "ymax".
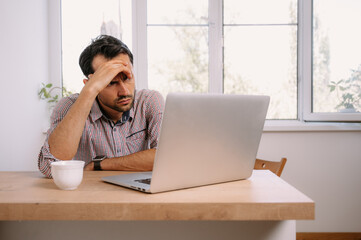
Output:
[{"xmin": 329, "ymin": 65, "xmax": 361, "ymax": 112}]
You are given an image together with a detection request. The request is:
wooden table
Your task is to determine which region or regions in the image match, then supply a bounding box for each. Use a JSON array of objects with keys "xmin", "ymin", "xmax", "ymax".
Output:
[{"xmin": 0, "ymin": 170, "xmax": 314, "ymax": 240}]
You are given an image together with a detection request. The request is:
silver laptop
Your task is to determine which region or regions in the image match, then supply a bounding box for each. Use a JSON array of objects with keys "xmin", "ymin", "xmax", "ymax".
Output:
[{"xmin": 102, "ymin": 93, "xmax": 270, "ymax": 193}]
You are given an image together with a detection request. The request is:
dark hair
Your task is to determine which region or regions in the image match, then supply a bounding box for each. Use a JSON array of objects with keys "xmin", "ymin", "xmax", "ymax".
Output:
[{"xmin": 79, "ymin": 35, "xmax": 133, "ymax": 77}]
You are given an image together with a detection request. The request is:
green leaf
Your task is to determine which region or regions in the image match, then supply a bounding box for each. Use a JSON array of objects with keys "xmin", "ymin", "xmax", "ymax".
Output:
[
  {"xmin": 46, "ymin": 83, "xmax": 53, "ymax": 88},
  {"xmin": 38, "ymin": 88, "xmax": 45, "ymax": 95}
]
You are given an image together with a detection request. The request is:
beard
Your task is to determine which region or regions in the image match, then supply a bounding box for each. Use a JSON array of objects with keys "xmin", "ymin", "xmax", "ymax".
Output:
[
  {"xmin": 112, "ymin": 95, "xmax": 134, "ymax": 112},
  {"xmin": 98, "ymin": 93, "xmax": 135, "ymax": 113}
]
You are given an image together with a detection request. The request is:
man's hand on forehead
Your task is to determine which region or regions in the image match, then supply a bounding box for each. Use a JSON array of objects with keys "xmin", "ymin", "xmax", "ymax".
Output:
[
  {"xmin": 84, "ymin": 54, "xmax": 134, "ymax": 94},
  {"xmin": 89, "ymin": 59, "xmax": 132, "ymax": 78},
  {"xmin": 106, "ymin": 59, "xmax": 133, "ymax": 78}
]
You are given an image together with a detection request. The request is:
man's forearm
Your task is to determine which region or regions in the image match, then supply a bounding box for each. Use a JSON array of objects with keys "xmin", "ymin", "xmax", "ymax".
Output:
[
  {"xmin": 48, "ymin": 87, "xmax": 98, "ymax": 160},
  {"xmin": 87, "ymin": 149, "xmax": 156, "ymax": 171}
]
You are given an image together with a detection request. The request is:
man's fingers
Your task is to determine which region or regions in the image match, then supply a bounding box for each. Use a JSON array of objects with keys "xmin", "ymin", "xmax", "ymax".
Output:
[
  {"xmin": 119, "ymin": 66, "xmax": 133, "ymax": 80},
  {"xmin": 86, "ymin": 59, "xmax": 134, "ymax": 92}
]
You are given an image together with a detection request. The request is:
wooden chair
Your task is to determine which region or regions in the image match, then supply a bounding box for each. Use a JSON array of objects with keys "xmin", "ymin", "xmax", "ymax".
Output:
[{"xmin": 254, "ymin": 157, "xmax": 287, "ymax": 177}]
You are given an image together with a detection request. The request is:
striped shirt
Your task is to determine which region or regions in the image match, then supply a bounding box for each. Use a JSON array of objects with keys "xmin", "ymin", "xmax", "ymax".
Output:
[{"xmin": 38, "ymin": 89, "xmax": 164, "ymax": 178}]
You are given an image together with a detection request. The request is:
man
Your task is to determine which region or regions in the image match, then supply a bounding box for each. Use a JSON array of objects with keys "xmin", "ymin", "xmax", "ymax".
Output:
[{"xmin": 38, "ymin": 35, "xmax": 164, "ymax": 178}]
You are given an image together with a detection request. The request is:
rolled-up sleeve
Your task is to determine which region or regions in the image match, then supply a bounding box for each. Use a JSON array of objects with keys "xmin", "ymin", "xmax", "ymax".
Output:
[{"xmin": 38, "ymin": 138, "xmax": 58, "ymax": 178}]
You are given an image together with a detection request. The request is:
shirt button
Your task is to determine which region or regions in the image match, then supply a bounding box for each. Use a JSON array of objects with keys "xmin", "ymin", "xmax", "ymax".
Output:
[{"xmin": 113, "ymin": 128, "xmax": 116, "ymax": 132}]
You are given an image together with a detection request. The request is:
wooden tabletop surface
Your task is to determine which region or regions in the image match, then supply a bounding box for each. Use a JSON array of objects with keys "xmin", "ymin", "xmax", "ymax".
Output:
[{"xmin": 0, "ymin": 170, "xmax": 314, "ymax": 221}]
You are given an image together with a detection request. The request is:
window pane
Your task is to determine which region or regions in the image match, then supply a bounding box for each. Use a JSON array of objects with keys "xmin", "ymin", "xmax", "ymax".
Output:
[
  {"xmin": 224, "ymin": 0, "xmax": 297, "ymax": 24},
  {"xmin": 148, "ymin": 26, "xmax": 209, "ymax": 96},
  {"xmin": 62, "ymin": 0, "xmax": 132, "ymax": 94},
  {"xmin": 223, "ymin": 0, "xmax": 297, "ymax": 120},
  {"xmin": 147, "ymin": 1, "xmax": 208, "ymax": 97},
  {"xmin": 313, "ymin": 0, "xmax": 361, "ymax": 113},
  {"xmin": 224, "ymin": 26, "xmax": 297, "ymax": 119},
  {"xmin": 147, "ymin": 0, "xmax": 208, "ymax": 25}
]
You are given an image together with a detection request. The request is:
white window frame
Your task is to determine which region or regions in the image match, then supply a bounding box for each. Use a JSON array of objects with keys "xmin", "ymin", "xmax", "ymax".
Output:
[
  {"xmin": 301, "ymin": 0, "xmax": 361, "ymax": 122},
  {"xmin": 132, "ymin": 0, "xmax": 148, "ymax": 90},
  {"xmin": 48, "ymin": 0, "xmax": 62, "ymax": 89},
  {"xmin": 50, "ymin": 0, "xmax": 361, "ymax": 131}
]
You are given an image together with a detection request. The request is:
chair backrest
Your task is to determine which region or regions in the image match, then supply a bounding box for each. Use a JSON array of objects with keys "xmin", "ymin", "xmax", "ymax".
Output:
[{"xmin": 254, "ymin": 158, "xmax": 287, "ymax": 177}]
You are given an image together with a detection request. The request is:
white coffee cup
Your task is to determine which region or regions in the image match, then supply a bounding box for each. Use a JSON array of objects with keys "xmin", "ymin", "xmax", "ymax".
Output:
[{"xmin": 51, "ymin": 160, "xmax": 85, "ymax": 190}]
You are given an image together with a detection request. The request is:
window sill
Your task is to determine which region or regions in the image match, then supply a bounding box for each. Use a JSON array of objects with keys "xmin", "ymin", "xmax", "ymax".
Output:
[{"xmin": 264, "ymin": 120, "xmax": 361, "ymax": 132}]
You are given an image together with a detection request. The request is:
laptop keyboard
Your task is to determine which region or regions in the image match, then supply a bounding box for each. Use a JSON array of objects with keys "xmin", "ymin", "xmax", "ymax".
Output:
[{"xmin": 135, "ymin": 178, "xmax": 151, "ymax": 185}]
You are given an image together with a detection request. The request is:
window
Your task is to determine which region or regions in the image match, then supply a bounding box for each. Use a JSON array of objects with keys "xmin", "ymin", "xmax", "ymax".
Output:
[
  {"xmin": 304, "ymin": 0, "xmax": 361, "ymax": 121},
  {"xmin": 145, "ymin": 0, "xmax": 297, "ymax": 120},
  {"xmin": 223, "ymin": 0, "xmax": 297, "ymax": 119},
  {"xmin": 147, "ymin": 0, "xmax": 209, "ymax": 96},
  {"xmin": 60, "ymin": 0, "xmax": 361, "ymax": 122}
]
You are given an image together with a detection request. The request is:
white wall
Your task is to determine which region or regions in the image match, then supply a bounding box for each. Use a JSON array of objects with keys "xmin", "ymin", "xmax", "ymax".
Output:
[
  {"xmin": 0, "ymin": 0, "xmax": 360, "ymax": 234},
  {"xmin": 0, "ymin": 0, "xmax": 48, "ymax": 171}
]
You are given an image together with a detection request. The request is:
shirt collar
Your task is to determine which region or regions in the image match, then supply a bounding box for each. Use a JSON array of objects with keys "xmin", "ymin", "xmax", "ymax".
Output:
[{"xmin": 120, "ymin": 110, "xmax": 131, "ymax": 123}]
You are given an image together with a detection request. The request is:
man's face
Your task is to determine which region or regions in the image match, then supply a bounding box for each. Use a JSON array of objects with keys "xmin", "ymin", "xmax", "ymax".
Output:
[{"xmin": 92, "ymin": 54, "xmax": 135, "ymax": 115}]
